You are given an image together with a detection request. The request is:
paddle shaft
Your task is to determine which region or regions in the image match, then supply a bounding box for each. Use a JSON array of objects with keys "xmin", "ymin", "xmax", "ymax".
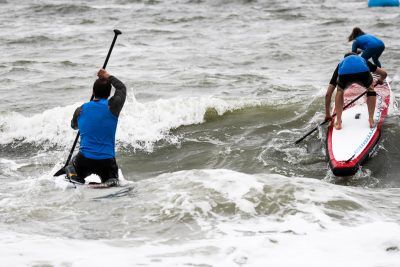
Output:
[
  {"xmin": 55, "ymin": 30, "xmax": 122, "ymax": 176},
  {"xmin": 102, "ymin": 29, "xmax": 121, "ymax": 69},
  {"xmin": 294, "ymin": 91, "xmax": 367, "ymax": 144}
]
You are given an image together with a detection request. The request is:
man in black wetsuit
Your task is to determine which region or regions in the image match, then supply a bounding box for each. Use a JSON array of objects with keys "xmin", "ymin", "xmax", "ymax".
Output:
[{"xmin": 65, "ymin": 69, "xmax": 126, "ymax": 187}]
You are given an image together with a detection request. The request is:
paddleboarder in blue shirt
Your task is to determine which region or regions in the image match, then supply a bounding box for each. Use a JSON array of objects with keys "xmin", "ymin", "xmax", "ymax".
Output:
[
  {"xmin": 65, "ymin": 69, "xmax": 127, "ymax": 186},
  {"xmin": 348, "ymin": 27, "xmax": 385, "ymax": 68},
  {"xmin": 325, "ymin": 53, "xmax": 387, "ymax": 130}
]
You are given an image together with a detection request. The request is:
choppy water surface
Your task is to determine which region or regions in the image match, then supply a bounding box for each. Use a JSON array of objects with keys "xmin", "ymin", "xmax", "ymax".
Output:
[{"xmin": 1, "ymin": 0, "xmax": 400, "ymax": 266}]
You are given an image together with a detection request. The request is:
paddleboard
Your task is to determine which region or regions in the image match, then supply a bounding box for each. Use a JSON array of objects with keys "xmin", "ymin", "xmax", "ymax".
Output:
[
  {"xmin": 326, "ymin": 74, "xmax": 393, "ymax": 176},
  {"xmin": 54, "ymin": 169, "xmax": 135, "ymax": 198}
]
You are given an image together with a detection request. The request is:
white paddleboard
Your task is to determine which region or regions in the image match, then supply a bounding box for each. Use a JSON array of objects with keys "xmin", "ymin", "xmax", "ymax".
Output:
[
  {"xmin": 326, "ymin": 75, "xmax": 393, "ymax": 176},
  {"xmin": 54, "ymin": 169, "xmax": 135, "ymax": 198}
]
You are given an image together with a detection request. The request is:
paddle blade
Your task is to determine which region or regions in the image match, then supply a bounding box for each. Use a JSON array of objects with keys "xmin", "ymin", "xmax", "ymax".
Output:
[
  {"xmin": 54, "ymin": 167, "xmax": 66, "ymax": 177},
  {"xmin": 294, "ymin": 119, "xmax": 329, "ymax": 145},
  {"xmin": 294, "ymin": 127, "xmax": 318, "ymax": 144}
]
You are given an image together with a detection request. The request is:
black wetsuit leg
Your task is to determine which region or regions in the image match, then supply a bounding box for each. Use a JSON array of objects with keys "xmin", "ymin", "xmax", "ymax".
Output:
[{"xmin": 73, "ymin": 153, "xmax": 119, "ymax": 183}]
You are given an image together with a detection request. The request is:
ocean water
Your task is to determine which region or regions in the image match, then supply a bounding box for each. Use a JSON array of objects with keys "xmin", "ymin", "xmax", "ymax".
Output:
[{"xmin": 1, "ymin": 0, "xmax": 400, "ymax": 266}]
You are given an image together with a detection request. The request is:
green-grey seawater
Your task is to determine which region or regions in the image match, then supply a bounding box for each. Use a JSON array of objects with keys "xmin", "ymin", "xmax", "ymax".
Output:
[{"xmin": 1, "ymin": 0, "xmax": 400, "ymax": 266}]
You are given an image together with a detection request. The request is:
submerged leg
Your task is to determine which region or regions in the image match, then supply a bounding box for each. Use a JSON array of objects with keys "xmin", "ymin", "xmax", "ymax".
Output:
[
  {"xmin": 65, "ymin": 153, "xmax": 88, "ymax": 184},
  {"xmin": 65, "ymin": 164, "xmax": 85, "ymax": 184},
  {"xmin": 97, "ymin": 158, "xmax": 120, "ymax": 187}
]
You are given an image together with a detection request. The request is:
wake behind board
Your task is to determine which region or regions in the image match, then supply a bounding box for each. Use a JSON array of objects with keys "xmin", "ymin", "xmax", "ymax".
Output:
[{"xmin": 326, "ymin": 75, "xmax": 393, "ymax": 176}]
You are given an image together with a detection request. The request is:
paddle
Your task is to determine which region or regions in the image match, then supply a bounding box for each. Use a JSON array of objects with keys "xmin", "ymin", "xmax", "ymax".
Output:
[
  {"xmin": 54, "ymin": 29, "xmax": 122, "ymax": 176},
  {"xmin": 294, "ymin": 90, "xmax": 367, "ymax": 144}
]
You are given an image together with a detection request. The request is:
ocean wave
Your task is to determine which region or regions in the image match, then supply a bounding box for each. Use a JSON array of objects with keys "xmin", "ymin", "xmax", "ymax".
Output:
[
  {"xmin": 0, "ymin": 94, "xmax": 270, "ymax": 152},
  {"xmin": 7, "ymin": 35, "xmax": 55, "ymax": 45},
  {"xmin": 156, "ymin": 15, "xmax": 207, "ymax": 24},
  {"xmin": 79, "ymin": 19, "xmax": 95, "ymax": 25},
  {"xmin": 3, "ymin": 167, "xmax": 400, "ymax": 266},
  {"xmin": 0, "ymin": 158, "xmax": 29, "ymax": 176},
  {"xmin": 3, "ymin": 66, "xmax": 43, "ymax": 76},
  {"xmin": 138, "ymin": 169, "xmax": 400, "ymax": 222},
  {"xmin": 31, "ymin": 3, "xmax": 92, "ymax": 15},
  {"xmin": 20, "ymin": 168, "xmax": 400, "ymax": 225},
  {"xmin": 116, "ymin": 0, "xmax": 162, "ymax": 4},
  {"xmin": 375, "ymin": 21, "xmax": 393, "ymax": 28},
  {"xmin": 320, "ymin": 18, "xmax": 347, "ymax": 26}
]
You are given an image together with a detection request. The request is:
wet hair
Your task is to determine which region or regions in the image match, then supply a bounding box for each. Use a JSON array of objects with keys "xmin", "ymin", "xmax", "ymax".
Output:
[
  {"xmin": 93, "ymin": 78, "xmax": 111, "ymax": 98},
  {"xmin": 348, "ymin": 27, "xmax": 365, "ymax": 42},
  {"xmin": 344, "ymin": 52, "xmax": 357, "ymax": 58}
]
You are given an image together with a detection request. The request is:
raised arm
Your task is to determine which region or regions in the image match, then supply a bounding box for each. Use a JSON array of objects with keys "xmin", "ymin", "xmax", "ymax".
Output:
[
  {"xmin": 97, "ymin": 69, "xmax": 127, "ymax": 117},
  {"xmin": 108, "ymin": 76, "xmax": 127, "ymax": 117}
]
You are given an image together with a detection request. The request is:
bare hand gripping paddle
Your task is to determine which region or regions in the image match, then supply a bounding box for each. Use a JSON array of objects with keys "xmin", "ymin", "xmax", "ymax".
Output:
[{"xmin": 54, "ymin": 29, "xmax": 122, "ymax": 176}]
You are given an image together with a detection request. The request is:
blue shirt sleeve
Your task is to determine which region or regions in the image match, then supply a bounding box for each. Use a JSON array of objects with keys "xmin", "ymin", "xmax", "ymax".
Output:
[{"xmin": 352, "ymin": 40, "xmax": 358, "ymax": 53}]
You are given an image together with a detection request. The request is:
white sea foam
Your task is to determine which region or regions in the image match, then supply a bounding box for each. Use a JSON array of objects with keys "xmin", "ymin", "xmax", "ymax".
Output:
[
  {"xmin": 0, "ymin": 158, "xmax": 28, "ymax": 173},
  {"xmin": 0, "ymin": 93, "xmax": 267, "ymax": 151},
  {"xmin": 0, "ymin": 104, "xmax": 79, "ymax": 148},
  {"xmin": 143, "ymin": 169, "xmax": 400, "ymax": 222},
  {"xmin": 1, "ymin": 170, "xmax": 400, "ymax": 267},
  {"xmin": 2, "ymin": 223, "xmax": 398, "ymax": 267}
]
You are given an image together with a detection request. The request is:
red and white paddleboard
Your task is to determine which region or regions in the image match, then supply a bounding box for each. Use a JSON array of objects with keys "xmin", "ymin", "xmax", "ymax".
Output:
[{"xmin": 326, "ymin": 75, "xmax": 394, "ymax": 176}]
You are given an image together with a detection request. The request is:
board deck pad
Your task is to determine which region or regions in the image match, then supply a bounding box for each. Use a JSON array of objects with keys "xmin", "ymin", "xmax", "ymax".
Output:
[{"xmin": 326, "ymin": 75, "xmax": 392, "ymax": 176}]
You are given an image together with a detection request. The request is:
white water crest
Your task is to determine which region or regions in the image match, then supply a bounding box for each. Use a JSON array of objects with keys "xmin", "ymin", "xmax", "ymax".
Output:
[{"xmin": 0, "ymin": 92, "xmax": 269, "ymax": 151}]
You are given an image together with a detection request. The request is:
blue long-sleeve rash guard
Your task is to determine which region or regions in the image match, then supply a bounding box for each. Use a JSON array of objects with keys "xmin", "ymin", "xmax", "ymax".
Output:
[{"xmin": 352, "ymin": 34, "xmax": 384, "ymax": 53}]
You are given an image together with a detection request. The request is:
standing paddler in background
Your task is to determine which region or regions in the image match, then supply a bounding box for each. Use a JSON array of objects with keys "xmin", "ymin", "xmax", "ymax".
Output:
[
  {"xmin": 348, "ymin": 27, "xmax": 385, "ymax": 68},
  {"xmin": 65, "ymin": 69, "xmax": 126, "ymax": 187},
  {"xmin": 325, "ymin": 53, "xmax": 387, "ymax": 130}
]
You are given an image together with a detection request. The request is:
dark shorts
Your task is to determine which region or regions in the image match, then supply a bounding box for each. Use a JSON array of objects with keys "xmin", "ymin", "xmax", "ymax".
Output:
[
  {"xmin": 72, "ymin": 153, "xmax": 118, "ymax": 183},
  {"xmin": 337, "ymin": 71, "xmax": 373, "ymax": 90}
]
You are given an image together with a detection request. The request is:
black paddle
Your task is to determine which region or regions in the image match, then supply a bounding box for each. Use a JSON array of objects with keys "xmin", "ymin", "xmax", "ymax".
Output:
[
  {"xmin": 54, "ymin": 29, "xmax": 122, "ymax": 177},
  {"xmin": 294, "ymin": 91, "xmax": 367, "ymax": 144}
]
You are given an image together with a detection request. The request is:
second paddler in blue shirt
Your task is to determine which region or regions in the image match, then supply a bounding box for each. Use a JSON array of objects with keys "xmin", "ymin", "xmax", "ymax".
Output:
[{"xmin": 348, "ymin": 27, "xmax": 385, "ymax": 68}]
